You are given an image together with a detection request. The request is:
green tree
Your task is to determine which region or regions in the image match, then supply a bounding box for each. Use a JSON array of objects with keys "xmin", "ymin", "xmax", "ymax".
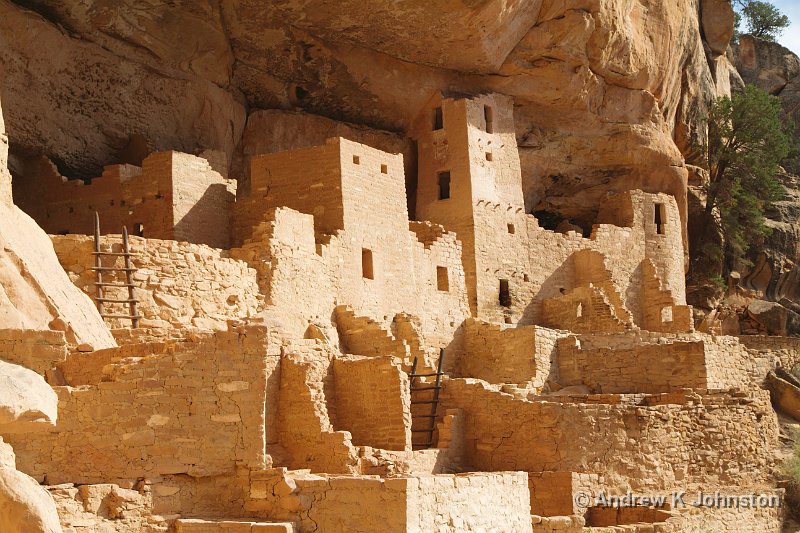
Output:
[
  {"xmin": 736, "ymin": 0, "xmax": 791, "ymax": 41},
  {"xmin": 701, "ymin": 85, "xmax": 791, "ymax": 273}
]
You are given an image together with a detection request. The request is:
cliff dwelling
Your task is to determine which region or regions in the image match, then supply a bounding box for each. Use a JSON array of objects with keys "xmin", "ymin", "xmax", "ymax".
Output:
[{"xmin": 1, "ymin": 1, "xmax": 800, "ymax": 533}]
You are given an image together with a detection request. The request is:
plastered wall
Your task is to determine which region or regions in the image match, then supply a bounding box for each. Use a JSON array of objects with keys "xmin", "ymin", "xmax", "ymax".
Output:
[{"xmin": 14, "ymin": 151, "xmax": 235, "ymax": 248}]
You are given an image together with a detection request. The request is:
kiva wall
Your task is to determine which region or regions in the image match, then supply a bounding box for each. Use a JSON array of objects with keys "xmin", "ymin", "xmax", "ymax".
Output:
[{"xmin": 441, "ymin": 379, "xmax": 778, "ymax": 492}]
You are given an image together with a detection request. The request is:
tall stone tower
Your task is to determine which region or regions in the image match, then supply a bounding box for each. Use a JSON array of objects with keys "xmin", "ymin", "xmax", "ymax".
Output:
[{"xmin": 411, "ymin": 93, "xmax": 531, "ymax": 323}]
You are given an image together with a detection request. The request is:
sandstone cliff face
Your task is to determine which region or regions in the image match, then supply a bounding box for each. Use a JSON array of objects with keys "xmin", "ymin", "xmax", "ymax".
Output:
[
  {"xmin": 0, "ymin": 0, "xmax": 735, "ymax": 249},
  {"xmin": 0, "ymin": 95, "xmax": 115, "ymax": 349},
  {"xmin": 730, "ymin": 37, "xmax": 800, "ymax": 308}
]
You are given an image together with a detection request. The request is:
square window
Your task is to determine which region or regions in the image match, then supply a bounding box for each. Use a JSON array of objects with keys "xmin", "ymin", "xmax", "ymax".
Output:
[
  {"xmin": 436, "ymin": 266, "xmax": 449, "ymax": 292},
  {"xmin": 486, "ymin": 152, "xmax": 493, "ymax": 161},
  {"xmin": 353, "ymin": 155, "xmax": 360, "ymax": 165},
  {"xmin": 380, "ymin": 164, "xmax": 388, "ymax": 174}
]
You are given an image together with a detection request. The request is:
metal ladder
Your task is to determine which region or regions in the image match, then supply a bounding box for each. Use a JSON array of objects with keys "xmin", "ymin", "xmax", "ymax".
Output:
[
  {"xmin": 409, "ymin": 348, "xmax": 444, "ymax": 450},
  {"xmin": 91, "ymin": 212, "xmax": 140, "ymax": 328}
]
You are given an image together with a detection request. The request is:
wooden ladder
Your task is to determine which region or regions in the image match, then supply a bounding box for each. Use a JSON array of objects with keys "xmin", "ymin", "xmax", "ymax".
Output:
[
  {"xmin": 409, "ymin": 348, "xmax": 444, "ymax": 450},
  {"xmin": 92, "ymin": 212, "xmax": 141, "ymax": 328}
]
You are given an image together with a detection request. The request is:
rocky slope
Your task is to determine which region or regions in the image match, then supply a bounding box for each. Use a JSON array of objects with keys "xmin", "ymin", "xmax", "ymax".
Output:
[{"xmin": 0, "ymin": 0, "xmax": 738, "ymax": 245}]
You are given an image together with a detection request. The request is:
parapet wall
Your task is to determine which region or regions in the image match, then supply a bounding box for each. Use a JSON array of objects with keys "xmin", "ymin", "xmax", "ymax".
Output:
[
  {"xmin": 441, "ymin": 379, "xmax": 778, "ymax": 492},
  {"xmin": 291, "ymin": 472, "xmax": 532, "ymax": 533},
  {"xmin": 553, "ymin": 332, "xmax": 762, "ymax": 394},
  {"xmin": 14, "ymin": 152, "xmax": 235, "ymax": 248},
  {"xmin": 7, "ymin": 325, "xmax": 278, "ymax": 484},
  {"xmin": 460, "ymin": 319, "xmax": 568, "ymax": 388},
  {"xmin": 52, "ymin": 234, "xmax": 262, "ymax": 331}
]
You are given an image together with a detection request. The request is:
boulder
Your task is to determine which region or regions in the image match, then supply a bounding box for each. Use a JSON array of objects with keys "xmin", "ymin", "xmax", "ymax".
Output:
[
  {"xmin": 0, "ymin": 359, "xmax": 57, "ymax": 433},
  {"xmin": 701, "ymin": 0, "xmax": 735, "ymax": 56},
  {"xmin": 734, "ymin": 35, "xmax": 800, "ymax": 95},
  {"xmin": 747, "ymin": 300, "xmax": 788, "ymax": 335},
  {"xmin": 0, "ymin": 92, "xmax": 115, "ymax": 349},
  {"xmin": 766, "ymin": 369, "xmax": 800, "ymax": 421},
  {"xmin": 0, "ymin": 442, "xmax": 62, "ymax": 533}
]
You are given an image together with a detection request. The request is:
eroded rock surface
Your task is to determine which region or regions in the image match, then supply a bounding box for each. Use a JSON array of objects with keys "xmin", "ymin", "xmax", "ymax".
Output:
[
  {"xmin": 0, "ymin": 438, "xmax": 62, "ymax": 533},
  {"xmin": 0, "ymin": 91, "xmax": 115, "ymax": 349},
  {"xmin": 0, "ymin": 359, "xmax": 57, "ymax": 433},
  {"xmin": 0, "ymin": 0, "xmax": 737, "ymax": 250}
]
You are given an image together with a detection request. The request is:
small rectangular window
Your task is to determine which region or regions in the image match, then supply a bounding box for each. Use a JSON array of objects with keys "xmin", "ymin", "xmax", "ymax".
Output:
[
  {"xmin": 484, "ymin": 105, "xmax": 494, "ymax": 133},
  {"xmin": 438, "ymin": 171, "xmax": 451, "ymax": 200},
  {"xmin": 134, "ymin": 223, "xmax": 144, "ymax": 237},
  {"xmin": 654, "ymin": 203, "xmax": 665, "ymax": 235},
  {"xmin": 362, "ymin": 248, "xmax": 374, "ymax": 280},
  {"xmin": 433, "ymin": 107, "xmax": 443, "ymax": 130},
  {"xmin": 353, "ymin": 155, "xmax": 360, "ymax": 165},
  {"xmin": 436, "ymin": 266, "xmax": 449, "ymax": 292},
  {"xmin": 499, "ymin": 279, "xmax": 511, "ymax": 307},
  {"xmin": 380, "ymin": 164, "xmax": 388, "ymax": 174},
  {"xmin": 507, "ymin": 223, "xmax": 515, "ymax": 234},
  {"xmin": 485, "ymin": 152, "xmax": 493, "ymax": 161}
]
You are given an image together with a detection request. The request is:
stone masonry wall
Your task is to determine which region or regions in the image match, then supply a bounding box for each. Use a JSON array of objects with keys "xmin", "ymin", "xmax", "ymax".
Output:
[
  {"xmin": 0, "ymin": 328, "xmax": 67, "ymax": 375},
  {"xmin": 557, "ymin": 332, "xmax": 758, "ymax": 392},
  {"xmin": 441, "ymin": 379, "xmax": 778, "ymax": 492},
  {"xmin": 332, "ymin": 356, "xmax": 412, "ymax": 452},
  {"xmin": 7, "ymin": 325, "xmax": 277, "ymax": 485},
  {"xmin": 52, "ymin": 234, "xmax": 262, "ymax": 331},
  {"xmin": 15, "ymin": 151, "xmax": 235, "ymax": 248},
  {"xmin": 231, "ymin": 206, "xmax": 469, "ymax": 351},
  {"xmin": 556, "ymin": 337, "xmax": 709, "ymax": 393},
  {"xmin": 290, "ymin": 472, "xmax": 532, "ymax": 533},
  {"xmin": 233, "ymin": 138, "xmax": 346, "ymax": 243},
  {"xmin": 460, "ymin": 319, "xmax": 569, "ymax": 388},
  {"xmin": 277, "ymin": 343, "xmax": 360, "ymax": 475}
]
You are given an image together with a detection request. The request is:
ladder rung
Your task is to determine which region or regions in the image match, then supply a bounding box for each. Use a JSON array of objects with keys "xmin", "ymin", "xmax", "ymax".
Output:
[
  {"xmin": 411, "ymin": 429, "xmax": 434, "ymax": 432},
  {"xmin": 95, "ymin": 298, "xmax": 139, "ymax": 303},
  {"xmin": 93, "ymin": 282, "xmax": 136, "ymax": 287},
  {"xmin": 413, "ymin": 443, "xmax": 432, "ymax": 448},
  {"xmin": 410, "ymin": 372, "xmax": 443, "ymax": 378},
  {"xmin": 410, "ymin": 400, "xmax": 438, "ymax": 405},
  {"xmin": 412, "ymin": 414, "xmax": 437, "ymax": 418},
  {"xmin": 101, "ymin": 314, "xmax": 142, "ymax": 319},
  {"xmin": 90, "ymin": 267, "xmax": 136, "ymax": 272},
  {"xmin": 411, "ymin": 386, "xmax": 441, "ymax": 391},
  {"xmin": 92, "ymin": 252, "xmax": 138, "ymax": 257}
]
